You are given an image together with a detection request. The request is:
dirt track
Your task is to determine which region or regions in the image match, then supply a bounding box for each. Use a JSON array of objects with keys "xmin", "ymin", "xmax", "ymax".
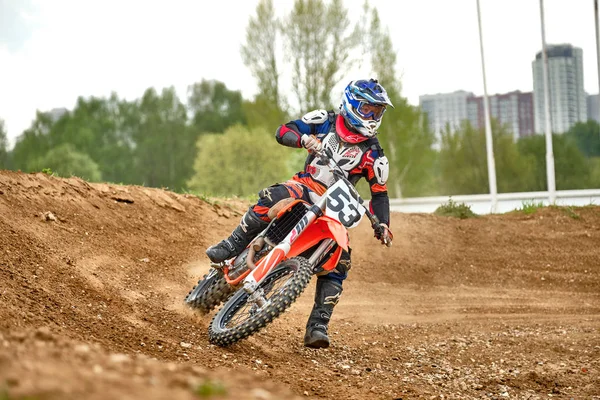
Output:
[{"xmin": 0, "ymin": 171, "xmax": 599, "ymax": 400}]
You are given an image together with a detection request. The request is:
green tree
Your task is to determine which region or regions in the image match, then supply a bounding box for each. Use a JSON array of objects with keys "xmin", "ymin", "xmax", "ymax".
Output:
[
  {"xmin": 564, "ymin": 120, "xmax": 600, "ymax": 157},
  {"xmin": 590, "ymin": 158, "xmax": 600, "ymax": 187},
  {"xmin": 50, "ymin": 94, "xmax": 136, "ymax": 184},
  {"xmin": 515, "ymin": 135, "xmax": 545, "ymax": 191},
  {"xmin": 240, "ymin": 0, "xmax": 288, "ymax": 135},
  {"xmin": 0, "ymin": 119, "xmax": 9, "ymax": 169},
  {"xmin": 438, "ymin": 122, "xmax": 486, "ymax": 194},
  {"xmin": 187, "ymin": 80, "xmax": 246, "ymax": 134},
  {"xmin": 108, "ymin": 95, "xmax": 144, "ymax": 184},
  {"xmin": 439, "ymin": 120, "xmax": 535, "ymax": 195},
  {"xmin": 283, "ymin": 0, "xmax": 359, "ymax": 112},
  {"xmin": 132, "ymin": 87, "xmax": 191, "ymax": 190},
  {"xmin": 11, "ymin": 111, "xmax": 54, "ymax": 172},
  {"xmin": 188, "ymin": 125, "xmax": 291, "ymax": 197},
  {"xmin": 363, "ymin": 4, "xmax": 437, "ymax": 197},
  {"xmin": 10, "ymin": 95, "xmax": 139, "ymax": 184},
  {"xmin": 242, "ymin": 96, "xmax": 288, "ymax": 131},
  {"xmin": 518, "ymin": 134, "xmax": 592, "ymax": 190},
  {"xmin": 382, "ymin": 98, "xmax": 438, "ymax": 197},
  {"xmin": 242, "ymin": 96, "xmax": 302, "ymax": 176},
  {"xmin": 30, "ymin": 143, "xmax": 102, "ymax": 181},
  {"xmin": 365, "ymin": 4, "xmax": 397, "ymax": 89},
  {"xmin": 241, "ymin": 0, "xmax": 281, "ymax": 107}
]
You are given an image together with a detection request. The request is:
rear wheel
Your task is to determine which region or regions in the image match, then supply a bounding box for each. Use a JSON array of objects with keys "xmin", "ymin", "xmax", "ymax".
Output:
[
  {"xmin": 208, "ymin": 257, "xmax": 312, "ymax": 346},
  {"xmin": 185, "ymin": 269, "xmax": 234, "ymax": 314}
]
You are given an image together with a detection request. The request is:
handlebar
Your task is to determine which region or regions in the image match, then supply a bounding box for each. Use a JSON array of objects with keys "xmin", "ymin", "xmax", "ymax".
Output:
[{"xmin": 316, "ymin": 148, "xmax": 392, "ymax": 247}]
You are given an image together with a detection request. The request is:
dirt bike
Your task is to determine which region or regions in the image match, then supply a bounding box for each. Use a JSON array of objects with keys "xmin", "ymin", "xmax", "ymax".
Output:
[{"xmin": 184, "ymin": 148, "xmax": 392, "ymax": 346}]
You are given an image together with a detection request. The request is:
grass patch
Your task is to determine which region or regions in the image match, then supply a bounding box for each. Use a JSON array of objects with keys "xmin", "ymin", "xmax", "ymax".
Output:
[
  {"xmin": 434, "ymin": 198, "xmax": 477, "ymax": 219},
  {"xmin": 182, "ymin": 190, "xmax": 253, "ymax": 216},
  {"xmin": 516, "ymin": 201, "xmax": 582, "ymax": 219},
  {"xmin": 0, "ymin": 387, "xmax": 39, "ymax": 400},
  {"xmin": 550, "ymin": 205, "xmax": 581, "ymax": 220},
  {"xmin": 193, "ymin": 379, "xmax": 227, "ymax": 397},
  {"xmin": 40, "ymin": 168, "xmax": 53, "ymax": 176},
  {"xmin": 518, "ymin": 200, "xmax": 546, "ymax": 214},
  {"xmin": 182, "ymin": 189, "xmax": 221, "ymax": 206},
  {"xmin": 198, "ymin": 193, "xmax": 221, "ymax": 207}
]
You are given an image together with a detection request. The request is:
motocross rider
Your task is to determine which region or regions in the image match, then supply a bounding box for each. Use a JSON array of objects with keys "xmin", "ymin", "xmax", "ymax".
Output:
[{"xmin": 206, "ymin": 79, "xmax": 393, "ymax": 349}]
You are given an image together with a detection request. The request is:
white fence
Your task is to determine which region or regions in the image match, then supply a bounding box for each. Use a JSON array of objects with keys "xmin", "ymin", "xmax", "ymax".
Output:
[{"xmin": 389, "ymin": 189, "xmax": 600, "ymax": 214}]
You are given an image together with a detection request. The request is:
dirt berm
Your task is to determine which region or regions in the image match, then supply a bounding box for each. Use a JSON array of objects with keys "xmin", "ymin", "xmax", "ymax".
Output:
[{"xmin": 0, "ymin": 171, "xmax": 598, "ymax": 400}]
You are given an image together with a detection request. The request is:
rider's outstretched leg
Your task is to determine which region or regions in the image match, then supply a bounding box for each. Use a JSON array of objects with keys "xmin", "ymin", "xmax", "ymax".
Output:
[{"xmin": 206, "ymin": 184, "xmax": 303, "ymax": 263}]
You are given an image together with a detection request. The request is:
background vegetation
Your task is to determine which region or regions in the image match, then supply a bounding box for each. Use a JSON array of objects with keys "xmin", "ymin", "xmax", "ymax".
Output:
[{"xmin": 0, "ymin": 0, "xmax": 598, "ymax": 198}]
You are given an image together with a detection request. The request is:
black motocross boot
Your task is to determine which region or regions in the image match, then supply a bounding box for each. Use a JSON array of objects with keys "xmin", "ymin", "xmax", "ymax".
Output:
[
  {"xmin": 304, "ymin": 278, "xmax": 343, "ymax": 349},
  {"xmin": 206, "ymin": 210, "xmax": 268, "ymax": 263}
]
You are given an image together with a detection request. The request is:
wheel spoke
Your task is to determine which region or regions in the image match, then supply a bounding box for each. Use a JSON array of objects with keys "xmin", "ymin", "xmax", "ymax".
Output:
[
  {"xmin": 228, "ymin": 301, "xmax": 254, "ymax": 326},
  {"xmin": 266, "ymin": 274, "xmax": 293, "ymax": 297},
  {"xmin": 224, "ymin": 269, "xmax": 293, "ymax": 329}
]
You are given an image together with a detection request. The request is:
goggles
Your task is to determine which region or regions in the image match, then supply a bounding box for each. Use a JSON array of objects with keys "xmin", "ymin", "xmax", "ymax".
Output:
[{"xmin": 357, "ymin": 102, "xmax": 386, "ymax": 120}]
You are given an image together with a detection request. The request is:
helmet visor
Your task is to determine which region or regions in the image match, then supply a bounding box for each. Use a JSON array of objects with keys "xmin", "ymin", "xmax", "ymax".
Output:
[{"xmin": 357, "ymin": 102, "xmax": 386, "ymax": 120}]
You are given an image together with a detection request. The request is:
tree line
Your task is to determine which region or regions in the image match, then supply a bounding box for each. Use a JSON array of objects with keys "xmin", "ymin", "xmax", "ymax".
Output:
[{"xmin": 0, "ymin": 0, "xmax": 599, "ymax": 198}]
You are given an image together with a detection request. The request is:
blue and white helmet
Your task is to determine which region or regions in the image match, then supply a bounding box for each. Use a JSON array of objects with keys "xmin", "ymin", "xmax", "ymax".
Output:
[{"xmin": 339, "ymin": 79, "xmax": 394, "ymax": 138}]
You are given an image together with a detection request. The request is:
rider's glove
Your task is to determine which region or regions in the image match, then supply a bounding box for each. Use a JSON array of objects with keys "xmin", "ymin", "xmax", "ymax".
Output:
[
  {"xmin": 374, "ymin": 223, "xmax": 393, "ymax": 247},
  {"xmin": 301, "ymin": 134, "xmax": 322, "ymax": 153}
]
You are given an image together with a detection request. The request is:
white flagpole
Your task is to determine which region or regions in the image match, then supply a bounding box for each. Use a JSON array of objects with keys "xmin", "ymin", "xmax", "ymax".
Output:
[
  {"xmin": 476, "ymin": 0, "xmax": 498, "ymax": 213},
  {"xmin": 540, "ymin": 0, "xmax": 556, "ymax": 203}
]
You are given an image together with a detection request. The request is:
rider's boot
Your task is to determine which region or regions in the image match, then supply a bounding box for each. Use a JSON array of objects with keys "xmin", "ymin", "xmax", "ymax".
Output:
[
  {"xmin": 206, "ymin": 210, "xmax": 268, "ymax": 263},
  {"xmin": 304, "ymin": 278, "xmax": 343, "ymax": 349}
]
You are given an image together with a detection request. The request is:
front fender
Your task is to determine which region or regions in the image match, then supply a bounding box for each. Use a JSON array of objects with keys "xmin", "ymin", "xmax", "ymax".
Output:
[{"xmin": 287, "ymin": 215, "xmax": 349, "ymax": 259}]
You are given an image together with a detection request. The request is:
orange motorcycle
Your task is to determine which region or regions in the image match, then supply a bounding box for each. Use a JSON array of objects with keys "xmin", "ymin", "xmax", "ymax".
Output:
[{"xmin": 185, "ymin": 149, "xmax": 392, "ymax": 346}]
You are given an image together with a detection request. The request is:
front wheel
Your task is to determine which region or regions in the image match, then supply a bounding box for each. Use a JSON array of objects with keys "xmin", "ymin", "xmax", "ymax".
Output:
[{"xmin": 208, "ymin": 256, "xmax": 312, "ymax": 347}]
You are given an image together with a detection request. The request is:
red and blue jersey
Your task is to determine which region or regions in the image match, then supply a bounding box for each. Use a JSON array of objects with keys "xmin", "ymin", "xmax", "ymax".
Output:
[{"xmin": 275, "ymin": 110, "xmax": 390, "ymax": 226}]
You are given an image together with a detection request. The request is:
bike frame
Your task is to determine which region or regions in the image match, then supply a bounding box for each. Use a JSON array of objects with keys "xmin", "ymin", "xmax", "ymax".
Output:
[{"xmin": 241, "ymin": 191, "xmax": 348, "ymax": 292}]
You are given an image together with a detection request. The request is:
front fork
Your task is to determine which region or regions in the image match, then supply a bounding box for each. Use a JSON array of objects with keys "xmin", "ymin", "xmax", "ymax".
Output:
[{"xmin": 307, "ymin": 238, "xmax": 336, "ymax": 268}]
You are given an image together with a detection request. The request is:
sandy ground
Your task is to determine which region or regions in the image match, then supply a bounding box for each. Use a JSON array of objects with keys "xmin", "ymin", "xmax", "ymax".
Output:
[{"xmin": 0, "ymin": 171, "xmax": 598, "ymax": 399}]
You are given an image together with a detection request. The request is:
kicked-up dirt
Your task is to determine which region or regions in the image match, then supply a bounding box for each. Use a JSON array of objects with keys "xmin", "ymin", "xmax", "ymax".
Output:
[{"xmin": 0, "ymin": 170, "xmax": 598, "ymax": 399}]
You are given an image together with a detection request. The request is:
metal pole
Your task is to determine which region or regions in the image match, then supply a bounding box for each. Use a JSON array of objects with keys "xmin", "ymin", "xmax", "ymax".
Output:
[
  {"xmin": 540, "ymin": 0, "xmax": 556, "ymax": 203},
  {"xmin": 595, "ymin": 0, "xmax": 600, "ymax": 127},
  {"xmin": 476, "ymin": 0, "xmax": 498, "ymax": 213}
]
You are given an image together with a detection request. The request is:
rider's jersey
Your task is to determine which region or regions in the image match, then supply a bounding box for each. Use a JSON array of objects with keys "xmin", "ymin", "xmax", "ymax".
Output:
[{"xmin": 275, "ymin": 110, "xmax": 390, "ymax": 226}]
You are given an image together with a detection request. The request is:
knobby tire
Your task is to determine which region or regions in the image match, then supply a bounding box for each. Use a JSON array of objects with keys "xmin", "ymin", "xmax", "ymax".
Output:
[
  {"xmin": 208, "ymin": 256, "xmax": 312, "ymax": 347},
  {"xmin": 185, "ymin": 269, "xmax": 234, "ymax": 314}
]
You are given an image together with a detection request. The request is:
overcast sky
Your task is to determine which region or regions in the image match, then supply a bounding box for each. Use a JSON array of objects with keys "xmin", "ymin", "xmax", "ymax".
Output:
[{"xmin": 1, "ymin": 0, "xmax": 598, "ymax": 143}]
